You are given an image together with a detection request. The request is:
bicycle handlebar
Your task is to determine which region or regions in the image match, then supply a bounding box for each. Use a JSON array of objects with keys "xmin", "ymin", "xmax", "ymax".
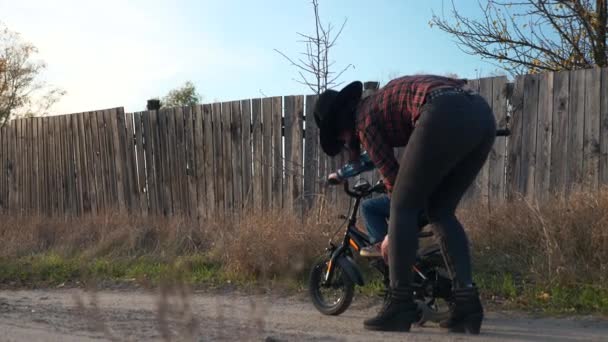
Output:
[
  {"xmin": 496, "ymin": 128, "xmax": 510, "ymax": 136},
  {"xmin": 343, "ymin": 182, "xmax": 359, "ymax": 197},
  {"xmin": 338, "ymin": 180, "xmax": 386, "ymax": 199}
]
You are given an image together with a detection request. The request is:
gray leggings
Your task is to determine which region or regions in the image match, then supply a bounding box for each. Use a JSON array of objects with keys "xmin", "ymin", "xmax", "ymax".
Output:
[{"xmin": 388, "ymin": 91, "xmax": 496, "ymax": 295}]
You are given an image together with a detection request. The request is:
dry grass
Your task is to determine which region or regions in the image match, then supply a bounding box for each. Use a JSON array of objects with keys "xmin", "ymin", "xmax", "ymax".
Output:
[
  {"xmin": 0, "ymin": 206, "xmax": 334, "ymax": 281},
  {"xmin": 0, "ymin": 214, "xmax": 211, "ymax": 259},
  {"xmin": 462, "ymin": 189, "xmax": 608, "ymax": 288},
  {"xmin": 213, "ymin": 209, "xmax": 332, "ymax": 278},
  {"xmin": 1, "ymin": 190, "xmax": 607, "ymax": 292}
]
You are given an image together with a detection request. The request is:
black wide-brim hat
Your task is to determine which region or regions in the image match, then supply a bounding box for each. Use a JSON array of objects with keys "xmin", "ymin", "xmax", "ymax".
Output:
[{"xmin": 313, "ymin": 81, "xmax": 363, "ymax": 156}]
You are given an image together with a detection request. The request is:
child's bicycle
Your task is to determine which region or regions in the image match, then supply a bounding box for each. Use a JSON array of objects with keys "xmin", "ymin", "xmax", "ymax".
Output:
[
  {"xmin": 308, "ymin": 178, "xmax": 453, "ymax": 325},
  {"xmin": 308, "ymin": 128, "xmax": 511, "ymax": 326}
]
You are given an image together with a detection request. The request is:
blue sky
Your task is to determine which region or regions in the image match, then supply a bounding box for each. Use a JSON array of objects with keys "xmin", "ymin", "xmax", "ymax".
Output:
[{"xmin": 2, "ymin": 0, "xmax": 498, "ymax": 114}]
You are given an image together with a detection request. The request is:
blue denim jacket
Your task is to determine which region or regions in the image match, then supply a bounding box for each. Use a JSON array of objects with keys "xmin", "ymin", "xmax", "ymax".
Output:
[{"xmin": 336, "ymin": 151, "xmax": 375, "ymax": 180}]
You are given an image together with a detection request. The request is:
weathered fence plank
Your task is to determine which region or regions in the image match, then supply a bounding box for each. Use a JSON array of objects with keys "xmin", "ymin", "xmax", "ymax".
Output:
[
  {"xmin": 1, "ymin": 125, "xmax": 6, "ymax": 212},
  {"xmin": 304, "ymin": 95, "xmax": 319, "ymax": 210},
  {"xmin": 109, "ymin": 109, "xmax": 126, "ymax": 211},
  {"xmin": 124, "ymin": 113, "xmax": 139, "ymax": 213},
  {"xmin": 84, "ymin": 113, "xmax": 95, "ymax": 213},
  {"xmin": 175, "ymin": 106, "xmax": 187, "ymax": 214},
  {"xmin": 567, "ymin": 69, "xmax": 586, "ymax": 194},
  {"xmin": 521, "ymin": 74, "xmax": 540, "ymax": 199},
  {"xmin": 39, "ymin": 118, "xmax": 48, "ymax": 215},
  {"xmin": 252, "ymin": 98, "xmax": 263, "ymax": 211},
  {"xmin": 27, "ymin": 119, "xmax": 36, "ymax": 213},
  {"xmin": 241, "ymin": 99, "xmax": 253, "ymax": 209},
  {"xmin": 0, "ymin": 124, "xmax": 6, "ymax": 212},
  {"xmin": 142, "ymin": 111, "xmax": 158, "ymax": 215},
  {"xmin": 100, "ymin": 111, "xmax": 115, "ymax": 210},
  {"xmin": 13, "ymin": 120, "xmax": 20, "ymax": 213},
  {"xmin": 7, "ymin": 122, "xmax": 17, "ymax": 212},
  {"xmin": 91, "ymin": 111, "xmax": 106, "ymax": 212},
  {"xmin": 600, "ymin": 68, "xmax": 608, "ymax": 185},
  {"xmin": 261, "ymin": 98, "xmax": 273, "ymax": 210},
  {"xmin": 133, "ymin": 113, "xmax": 147, "ymax": 214},
  {"xmin": 506, "ymin": 76, "xmax": 525, "ymax": 199},
  {"xmin": 489, "ymin": 77, "xmax": 508, "ymax": 208},
  {"xmin": 192, "ymin": 105, "xmax": 206, "ymax": 219},
  {"xmin": 77, "ymin": 114, "xmax": 87, "ymax": 215},
  {"xmin": 157, "ymin": 109, "xmax": 173, "ymax": 215},
  {"xmin": 98, "ymin": 112, "xmax": 111, "ymax": 210},
  {"xmin": 173, "ymin": 107, "xmax": 186, "ymax": 214},
  {"xmin": 25, "ymin": 119, "xmax": 32, "ymax": 212},
  {"xmin": 184, "ymin": 106, "xmax": 198, "ymax": 217},
  {"xmin": 66, "ymin": 115, "xmax": 77, "ymax": 215},
  {"xmin": 534, "ymin": 72, "xmax": 554, "ymax": 202},
  {"xmin": 272, "ymin": 97, "xmax": 283, "ymax": 210},
  {"xmin": 230, "ymin": 101, "xmax": 243, "ymax": 212},
  {"xmin": 583, "ymin": 68, "xmax": 601, "ymax": 190},
  {"xmin": 550, "ymin": 71, "xmax": 570, "ymax": 196},
  {"xmin": 202, "ymin": 104, "xmax": 216, "ymax": 218},
  {"xmin": 478, "ymin": 77, "xmax": 493, "ymax": 207},
  {"xmin": 462, "ymin": 79, "xmax": 481, "ymax": 203},
  {"xmin": 157, "ymin": 111, "xmax": 168, "ymax": 215},
  {"xmin": 212, "ymin": 103, "xmax": 225, "ymax": 215},
  {"xmin": 67, "ymin": 115, "xmax": 81, "ymax": 215},
  {"xmin": 22, "ymin": 119, "xmax": 29, "ymax": 212},
  {"xmin": 35, "ymin": 118, "xmax": 43, "ymax": 213},
  {"xmin": 56, "ymin": 116, "xmax": 66, "ymax": 214},
  {"xmin": 283, "ymin": 96, "xmax": 295, "ymax": 212},
  {"xmin": 221, "ymin": 102, "xmax": 234, "ymax": 213}
]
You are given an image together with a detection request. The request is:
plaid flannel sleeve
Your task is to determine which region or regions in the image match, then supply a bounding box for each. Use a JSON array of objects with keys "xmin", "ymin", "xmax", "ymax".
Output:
[{"xmin": 359, "ymin": 124, "xmax": 399, "ymax": 192}]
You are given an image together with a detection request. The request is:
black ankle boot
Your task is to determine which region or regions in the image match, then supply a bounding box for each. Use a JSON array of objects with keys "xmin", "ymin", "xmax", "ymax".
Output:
[
  {"xmin": 440, "ymin": 285, "xmax": 484, "ymax": 334},
  {"xmin": 364, "ymin": 289, "xmax": 418, "ymax": 332}
]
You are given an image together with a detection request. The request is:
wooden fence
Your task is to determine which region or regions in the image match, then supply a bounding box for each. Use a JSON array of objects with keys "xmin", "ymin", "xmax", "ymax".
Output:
[{"xmin": 0, "ymin": 67, "xmax": 607, "ymax": 218}]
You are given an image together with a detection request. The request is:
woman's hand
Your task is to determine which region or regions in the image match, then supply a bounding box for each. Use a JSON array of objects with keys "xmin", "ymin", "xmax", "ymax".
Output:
[{"xmin": 381, "ymin": 235, "xmax": 389, "ymax": 263}]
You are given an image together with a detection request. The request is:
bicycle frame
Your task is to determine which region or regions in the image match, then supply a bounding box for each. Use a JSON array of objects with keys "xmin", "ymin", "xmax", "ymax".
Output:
[
  {"xmin": 323, "ymin": 181, "xmax": 388, "ymax": 286},
  {"xmin": 322, "ymin": 180, "xmax": 436, "ymax": 287}
]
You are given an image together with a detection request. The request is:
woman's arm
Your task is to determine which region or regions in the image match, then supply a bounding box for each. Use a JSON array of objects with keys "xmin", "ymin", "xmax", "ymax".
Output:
[{"xmin": 334, "ymin": 151, "xmax": 376, "ymax": 180}]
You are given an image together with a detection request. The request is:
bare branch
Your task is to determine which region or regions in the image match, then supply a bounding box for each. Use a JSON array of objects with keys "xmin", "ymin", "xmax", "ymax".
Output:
[
  {"xmin": 274, "ymin": 48, "xmax": 316, "ymax": 74},
  {"xmin": 328, "ymin": 64, "xmax": 355, "ymax": 85},
  {"xmin": 429, "ymin": 0, "xmax": 607, "ymax": 73},
  {"xmin": 274, "ymin": 0, "xmax": 352, "ymax": 94}
]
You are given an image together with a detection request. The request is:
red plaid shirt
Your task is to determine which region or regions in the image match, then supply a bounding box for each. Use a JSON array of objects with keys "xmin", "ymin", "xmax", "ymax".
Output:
[{"xmin": 356, "ymin": 75, "xmax": 467, "ymax": 192}]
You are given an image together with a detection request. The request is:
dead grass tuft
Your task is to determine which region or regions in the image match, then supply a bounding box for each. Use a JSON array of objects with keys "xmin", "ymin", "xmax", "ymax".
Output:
[{"xmin": 462, "ymin": 189, "xmax": 608, "ymax": 287}]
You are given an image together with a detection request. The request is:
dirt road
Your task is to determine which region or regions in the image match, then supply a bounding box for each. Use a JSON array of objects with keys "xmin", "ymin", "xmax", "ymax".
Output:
[{"xmin": 0, "ymin": 289, "xmax": 606, "ymax": 341}]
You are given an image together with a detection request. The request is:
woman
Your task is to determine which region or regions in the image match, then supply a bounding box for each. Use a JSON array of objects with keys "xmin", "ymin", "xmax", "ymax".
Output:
[{"xmin": 313, "ymin": 75, "xmax": 496, "ymax": 334}]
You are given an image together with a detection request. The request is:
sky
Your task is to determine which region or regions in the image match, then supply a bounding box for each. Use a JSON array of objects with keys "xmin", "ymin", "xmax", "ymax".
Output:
[{"xmin": 1, "ymin": 0, "xmax": 499, "ymax": 115}]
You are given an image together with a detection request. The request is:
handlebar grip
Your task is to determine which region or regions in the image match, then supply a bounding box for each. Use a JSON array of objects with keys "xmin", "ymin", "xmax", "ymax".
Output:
[
  {"xmin": 496, "ymin": 128, "xmax": 510, "ymax": 137},
  {"xmin": 327, "ymin": 177, "xmax": 342, "ymax": 186}
]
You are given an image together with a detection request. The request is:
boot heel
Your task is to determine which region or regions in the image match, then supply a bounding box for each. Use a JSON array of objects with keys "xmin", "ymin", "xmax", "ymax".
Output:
[
  {"xmin": 448, "ymin": 313, "xmax": 483, "ymax": 334},
  {"xmin": 364, "ymin": 313, "xmax": 413, "ymax": 332}
]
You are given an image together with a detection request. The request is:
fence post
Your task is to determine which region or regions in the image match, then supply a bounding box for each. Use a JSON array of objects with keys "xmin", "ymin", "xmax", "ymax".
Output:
[
  {"xmin": 363, "ymin": 81, "xmax": 379, "ymax": 98},
  {"xmin": 147, "ymin": 99, "xmax": 161, "ymax": 111}
]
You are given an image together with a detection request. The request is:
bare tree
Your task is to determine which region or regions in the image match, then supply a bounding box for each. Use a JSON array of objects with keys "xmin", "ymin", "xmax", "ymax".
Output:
[
  {"xmin": 275, "ymin": 0, "xmax": 354, "ymax": 94},
  {"xmin": 0, "ymin": 23, "xmax": 65, "ymax": 125},
  {"xmin": 430, "ymin": 0, "xmax": 608, "ymax": 75}
]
